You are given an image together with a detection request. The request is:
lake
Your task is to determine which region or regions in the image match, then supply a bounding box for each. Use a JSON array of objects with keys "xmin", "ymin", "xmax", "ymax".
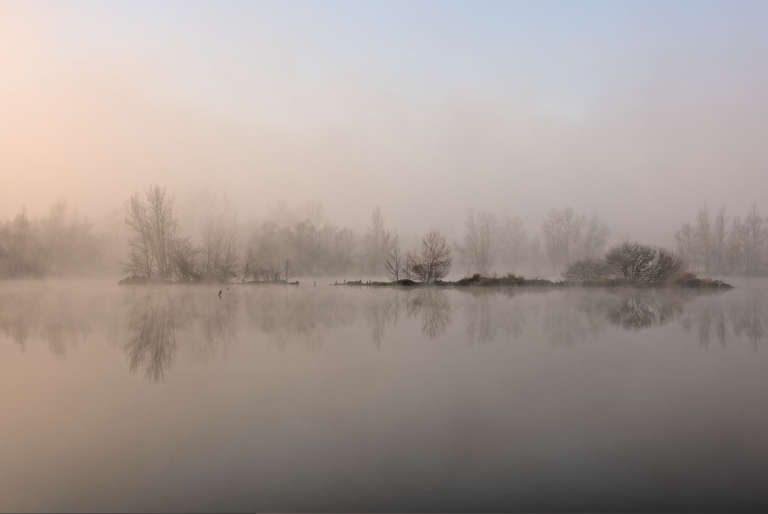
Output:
[{"xmin": 1, "ymin": 279, "xmax": 768, "ymax": 512}]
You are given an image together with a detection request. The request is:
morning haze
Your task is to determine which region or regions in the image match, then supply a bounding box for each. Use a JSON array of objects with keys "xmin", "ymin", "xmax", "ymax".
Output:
[
  {"xmin": 3, "ymin": 3, "xmax": 768, "ymax": 513},
  {"xmin": 3, "ymin": 2, "xmax": 767, "ymax": 249}
]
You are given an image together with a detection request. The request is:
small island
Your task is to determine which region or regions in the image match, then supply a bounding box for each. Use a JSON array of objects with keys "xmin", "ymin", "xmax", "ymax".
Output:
[
  {"xmin": 116, "ymin": 187, "xmax": 731, "ymax": 290},
  {"xmin": 336, "ymin": 241, "xmax": 732, "ymax": 290}
]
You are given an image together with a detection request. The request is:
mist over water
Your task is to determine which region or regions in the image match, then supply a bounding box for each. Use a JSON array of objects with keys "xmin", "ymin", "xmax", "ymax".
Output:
[
  {"xmin": 4, "ymin": 2, "xmax": 768, "ymax": 512},
  {"xmin": 2, "ymin": 280, "xmax": 768, "ymax": 511}
]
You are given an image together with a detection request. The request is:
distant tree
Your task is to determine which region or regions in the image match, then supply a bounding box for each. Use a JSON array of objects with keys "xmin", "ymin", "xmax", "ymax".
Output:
[
  {"xmin": 363, "ymin": 207, "xmax": 394, "ymax": 276},
  {"xmin": 458, "ymin": 210, "xmax": 496, "ymax": 275},
  {"xmin": 408, "ymin": 230, "xmax": 452, "ymax": 283},
  {"xmin": 563, "ymin": 258, "xmax": 614, "ymax": 281},
  {"xmin": 694, "ymin": 207, "xmax": 712, "ymax": 273},
  {"xmin": 578, "ymin": 215, "xmax": 609, "ymax": 261},
  {"xmin": 542, "ymin": 208, "xmax": 608, "ymax": 271},
  {"xmin": 384, "ymin": 236, "xmax": 404, "ymax": 281},
  {"xmin": 679, "ymin": 204, "xmax": 767, "ymax": 276},
  {"xmin": 726, "ymin": 216, "xmax": 746, "ymax": 274},
  {"xmin": 743, "ymin": 203, "xmax": 765, "ymax": 274},
  {"xmin": 0, "ymin": 204, "xmax": 103, "ymax": 278},
  {"xmin": 712, "ymin": 207, "xmax": 727, "ymax": 274},
  {"xmin": 199, "ymin": 203, "xmax": 239, "ymax": 281},
  {"xmin": 496, "ymin": 215, "xmax": 527, "ymax": 272},
  {"xmin": 172, "ymin": 237, "xmax": 201, "ymax": 282}
]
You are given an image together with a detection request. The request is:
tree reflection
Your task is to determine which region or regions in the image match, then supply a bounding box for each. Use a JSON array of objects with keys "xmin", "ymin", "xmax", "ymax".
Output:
[
  {"xmin": 3, "ymin": 281, "xmax": 764, "ymax": 383},
  {"xmin": 462, "ymin": 290, "xmax": 527, "ymax": 344},
  {"xmin": 606, "ymin": 291, "xmax": 686, "ymax": 330},
  {"xmin": 405, "ymin": 289, "xmax": 452, "ymax": 339},
  {"xmin": 365, "ymin": 291, "xmax": 402, "ymax": 347},
  {"xmin": 123, "ymin": 289, "xmax": 238, "ymax": 381},
  {"xmin": 542, "ymin": 290, "xmax": 607, "ymax": 345},
  {"xmin": 727, "ymin": 288, "xmax": 766, "ymax": 349},
  {"xmin": 0, "ymin": 285, "xmax": 98, "ymax": 355},
  {"xmin": 124, "ymin": 294, "xmax": 181, "ymax": 382}
]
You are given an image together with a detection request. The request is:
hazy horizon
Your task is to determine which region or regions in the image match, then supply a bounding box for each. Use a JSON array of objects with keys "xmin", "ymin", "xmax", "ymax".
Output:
[{"xmin": 3, "ymin": 2, "xmax": 768, "ymax": 246}]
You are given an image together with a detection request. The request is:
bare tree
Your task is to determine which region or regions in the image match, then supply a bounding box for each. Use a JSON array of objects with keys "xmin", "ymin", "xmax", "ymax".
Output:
[
  {"xmin": 384, "ymin": 235, "xmax": 404, "ymax": 281},
  {"xmin": 459, "ymin": 210, "xmax": 496, "ymax": 275},
  {"xmin": 578, "ymin": 215, "xmax": 609, "ymax": 261},
  {"xmin": 124, "ymin": 186, "xmax": 178, "ymax": 279},
  {"xmin": 496, "ymin": 215, "xmax": 527, "ymax": 273},
  {"xmin": 173, "ymin": 237, "xmax": 201, "ymax": 282},
  {"xmin": 542, "ymin": 208, "xmax": 607, "ymax": 272},
  {"xmin": 712, "ymin": 207, "xmax": 727, "ymax": 274},
  {"xmin": 675, "ymin": 222, "xmax": 696, "ymax": 270},
  {"xmin": 125, "ymin": 193, "xmax": 154, "ymax": 278},
  {"xmin": 743, "ymin": 203, "xmax": 765, "ymax": 274},
  {"xmin": 408, "ymin": 230, "xmax": 452, "ymax": 283},
  {"xmin": 694, "ymin": 207, "xmax": 712, "ymax": 273},
  {"xmin": 146, "ymin": 186, "xmax": 177, "ymax": 278},
  {"xmin": 363, "ymin": 206, "xmax": 394, "ymax": 276}
]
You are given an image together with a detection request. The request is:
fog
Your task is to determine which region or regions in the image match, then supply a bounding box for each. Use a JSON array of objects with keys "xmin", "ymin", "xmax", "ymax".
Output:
[{"xmin": 2, "ymin": 2, "xmax": 767, "ymax": 270}]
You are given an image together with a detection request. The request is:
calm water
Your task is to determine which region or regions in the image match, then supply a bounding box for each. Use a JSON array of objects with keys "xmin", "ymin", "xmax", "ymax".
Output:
[{"xmin": 2, "ymin": 279, "xmax": 768, "ymax": 512}]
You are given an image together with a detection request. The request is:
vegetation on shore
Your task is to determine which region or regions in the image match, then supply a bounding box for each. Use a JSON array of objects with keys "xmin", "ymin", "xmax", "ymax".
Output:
[
  {"xmin": 335, "ymin": 273, "xmax": 731, "ymax": 289},
  {"xmin": 118, "ymin": 186, "xmax": 731, "ymax": 289},
  {"xmin": 340, "ymin": 241, "xmax": 732, "ymax": 289}
]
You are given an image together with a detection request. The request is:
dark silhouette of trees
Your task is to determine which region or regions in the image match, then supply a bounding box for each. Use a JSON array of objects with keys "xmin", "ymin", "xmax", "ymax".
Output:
[{"xmin": 408, "ymin": 230, "xmax": 452, "ymax": 283}]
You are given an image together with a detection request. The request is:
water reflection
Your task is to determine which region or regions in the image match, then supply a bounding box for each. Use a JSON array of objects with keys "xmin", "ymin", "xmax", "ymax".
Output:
[
  {"xmin": 407, "ymin": 289, "xmax": 452, "ymax": 339},
  {"xmin": 2, "ymin": 282, "xmax": 766, "ymax": 381},
  {"xmin": 605, "ymin": 290, "xmax": 686, "ymax": 329}
]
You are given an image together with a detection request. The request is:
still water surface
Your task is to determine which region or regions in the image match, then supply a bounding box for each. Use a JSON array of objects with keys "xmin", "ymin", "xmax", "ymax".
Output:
[{"xmin": 1, "ymin": 280, "xmax": 768, "ymax": 511}]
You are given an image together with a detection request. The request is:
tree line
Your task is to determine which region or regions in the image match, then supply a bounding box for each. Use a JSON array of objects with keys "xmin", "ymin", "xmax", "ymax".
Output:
[
  {"xmin": 121, "ymin": 186, "xmax": 614, "ymax": 283},
  {"xmin": 3, "ymin": 185, "xmax": 767, "ymax": 280},
  {"xmin": 676, "ymin": 205, "xmax": 768, "ymax": 276},
  {"xmin": 0, "ymin": 203, "xmax": 104, "ymax": 278}
]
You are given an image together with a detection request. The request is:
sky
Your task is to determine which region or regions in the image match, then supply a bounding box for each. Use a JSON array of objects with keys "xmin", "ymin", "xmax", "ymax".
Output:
[{"xmin": 2, "ymin": 1, "xmax": 767, "ymax": 244}]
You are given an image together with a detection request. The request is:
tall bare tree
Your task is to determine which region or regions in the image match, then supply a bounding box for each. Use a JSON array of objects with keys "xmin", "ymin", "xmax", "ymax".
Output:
[{"xmin": 124, "ymin": 186, "xmax": 177, "ymax": 279}]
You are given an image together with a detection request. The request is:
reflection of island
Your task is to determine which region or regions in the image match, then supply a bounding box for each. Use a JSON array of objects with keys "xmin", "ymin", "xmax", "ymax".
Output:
[{"xmin": 2, "ymin": 283, "xmax": 765, "ymax": 383}]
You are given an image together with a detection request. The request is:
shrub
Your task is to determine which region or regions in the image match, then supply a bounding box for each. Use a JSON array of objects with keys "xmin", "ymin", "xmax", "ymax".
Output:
[
  {"xmin": 564, "ymin": 258, "xmax": 615, "ymax": 281},
  {"xmin": 605, "ymin": 242, "xmax": 683, "ymax": 283}
]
